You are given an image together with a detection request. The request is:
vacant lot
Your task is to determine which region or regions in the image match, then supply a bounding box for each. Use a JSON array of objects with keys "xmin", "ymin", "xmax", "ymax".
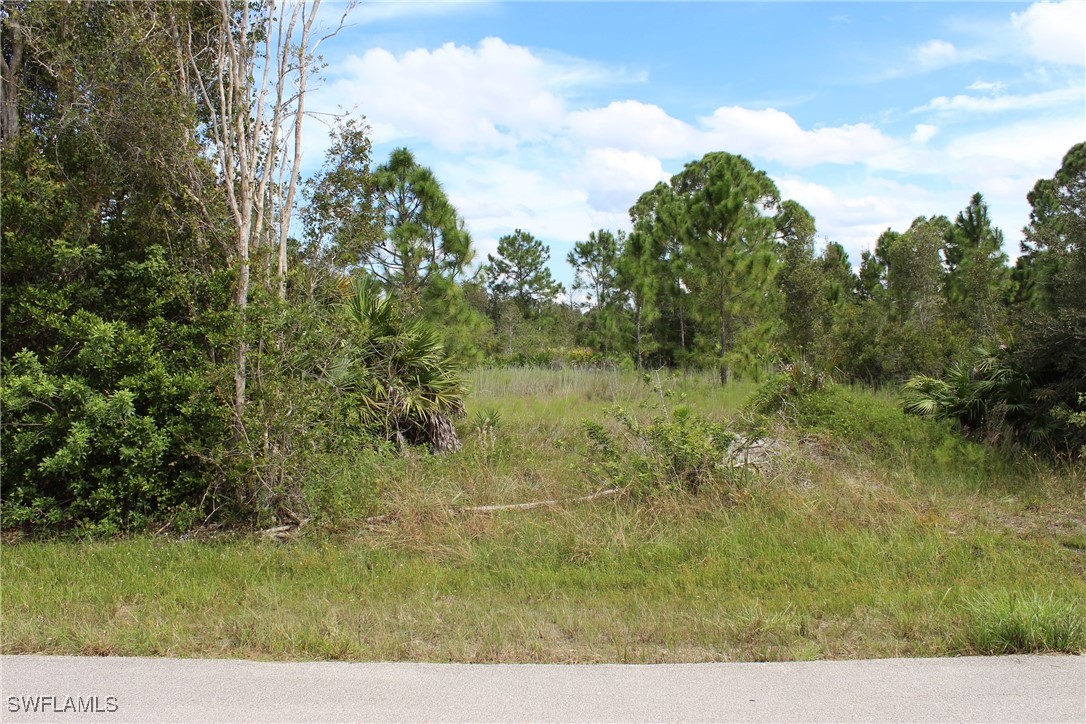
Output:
[{"xmin": 3, "ymin": 368, "xmax": 1084, "ymax": 662}]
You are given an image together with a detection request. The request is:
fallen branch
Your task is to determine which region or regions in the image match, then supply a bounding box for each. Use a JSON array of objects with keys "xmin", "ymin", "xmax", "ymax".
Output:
[
  {"xmin": 458, "ymin": 487, "xmax": 623, "ymax": 513},
  {"xmin": 258, "ymin": 516, "xmax": 310, "ymax": 541},
  {"xmin": 363, "ymin": 487, "xmax": 624, "ymax": 526}
]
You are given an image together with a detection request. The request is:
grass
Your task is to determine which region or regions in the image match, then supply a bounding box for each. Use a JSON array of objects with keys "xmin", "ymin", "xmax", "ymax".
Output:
[
  {"xmin": 3, "ymin": 367, "xmax": 1085, "ymax": 662},
  {"xmin": 963, "ymin": 592, "xmax": 1086, "ymax": 654}
]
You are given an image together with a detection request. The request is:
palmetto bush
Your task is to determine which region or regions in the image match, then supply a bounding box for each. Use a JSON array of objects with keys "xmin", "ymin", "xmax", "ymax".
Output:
[
  {"xmin": 334, "ymin": 278, "xmax": 466, "ymax": 453},
  {"xmin": 902, "ymin": 347, "xmax": 1053, "ymax": 447}
]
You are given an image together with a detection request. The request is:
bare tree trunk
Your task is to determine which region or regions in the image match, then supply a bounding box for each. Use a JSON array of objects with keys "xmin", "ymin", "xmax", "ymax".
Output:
[
  {"xmin": 176, "ymin": 0, "xmax": 346, "ymax": 436},
  {"xmin": 427, "ymin": 414, "xmax": 462, "ymax": 454},
  {"xmin": 277, "ymin": 2, "xmax": 320, "ymax": 301},
  {"xmin": 0, "ymin": 12, "xmax": 24, "ymax": 144},
  {"xmin": 679, "ymin": 299, "xmax": 686, "ymax": 351}
]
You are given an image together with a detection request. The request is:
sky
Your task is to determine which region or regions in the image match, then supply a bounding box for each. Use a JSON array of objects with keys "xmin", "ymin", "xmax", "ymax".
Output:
[{"xmin": 301, "ymin": 0, "xmax": 1086, "ymax": 289}]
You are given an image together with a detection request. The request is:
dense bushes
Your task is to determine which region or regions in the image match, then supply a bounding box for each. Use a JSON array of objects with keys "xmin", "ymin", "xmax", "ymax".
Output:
[{"xmin": 1, "ymin": 317, "xmax": 228, "ymax": 534}]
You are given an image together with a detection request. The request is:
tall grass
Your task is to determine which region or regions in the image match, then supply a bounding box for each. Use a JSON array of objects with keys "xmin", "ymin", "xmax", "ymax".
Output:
[
  {"xmin": 964, "ymin": 592, "xmax": 1086, "ymax": 654},
  {"xmin": 3, "ymin": 368, "xmax": 1084, "ymax": 662}
]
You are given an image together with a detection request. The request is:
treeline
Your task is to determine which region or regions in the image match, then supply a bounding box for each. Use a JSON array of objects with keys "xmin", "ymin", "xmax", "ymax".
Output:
[
  {"xmin": 0, "ymin": 2, "xmax": 1082, "ymax": 534},
  {"xmin": 480, "ymin": 147, "xmax": 1085, "ymax": 454}
]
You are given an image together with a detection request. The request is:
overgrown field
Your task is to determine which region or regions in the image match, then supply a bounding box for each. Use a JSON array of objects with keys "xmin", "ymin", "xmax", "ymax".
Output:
[{"xmin": 3, "ymin": 368, "xmax": 1084, "ymax": 662}]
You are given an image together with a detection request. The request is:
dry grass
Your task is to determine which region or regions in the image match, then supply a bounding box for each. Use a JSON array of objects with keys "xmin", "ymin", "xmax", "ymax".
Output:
[{"xmin": 3, "ymin": 368, "xmax": 1084, "ymax": 662}]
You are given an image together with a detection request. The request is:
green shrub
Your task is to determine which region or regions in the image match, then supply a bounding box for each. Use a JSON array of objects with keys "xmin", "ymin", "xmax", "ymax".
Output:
[
  {"xmin": 1, "ymin": 319, "xmax": 226, "ymax": 535},
  {"xmin": 747, "ymin": 362, "xmax": 1015, "ymax": 487},
  {"xmin": 963, "ymin": 591, "xmax": 1086, "ymax": 654},
  {"xmin": 583, "ymin": 406, "xmax": 742, "ymax": 496},
  {"xmin": 747, "ymin": 360, "xmax": 829, "ymax": 418},
  {"xmin": 301, "ymin": 447, "xmax": 386, "ymax": 526}
]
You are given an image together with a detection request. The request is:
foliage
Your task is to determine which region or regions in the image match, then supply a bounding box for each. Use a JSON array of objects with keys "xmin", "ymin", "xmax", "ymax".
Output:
[
  {"xmin": 1, "ymin": 323, "xmax": 227, "ymax": 535},
  {"xmin": 337, "ymin": 277, "xmax": 467, "ymax": 453},
  {"xmin": 671, "ymin": 152, "xmax": 782, "ymax": 383},
  {"xmin": 902, "ymin": 347, "xmax": 1037, "ymax": 445},
  {"xmin": 302, "ymin": 118, "xmax": 380, "ymax": 272},
  {"xmin": 776, "ymin": 201, "xmax": 826, "ymax": 357},
  {"xmin": 748, "ymin": 362, "xmax": 1014, "ymax": 486},
  {"xmin": 903, "ymin": 144, "xmax": 1086, "ymax": 458},
  {"xmin": 1009, "ymin": 143, "xmax": 1086, "ymax": 455},
  {"xmin": 583, "ymin": 406, "xmax": 741, "ymax": 496},
  {"xmin": 944, "ymin": 193, "xmax": 1010, "ymax": 340},
  {"xmin": 963, "ymin": 591, "xmax": 1086, "ymax": 654},
  {"xmin": 567, "ymin": 229, "xmax": 628, "ymax": 352},
  {"xmin": 484, "ymin": 229, "xmax": 564, "ymax": 318},
  {"xmin": 0, "ymin": 6, "xmax": 234, "ymax": 534},
  {"xmin": 747, "ymin": 360, "xmax": 829, "ymax": 418},
  {"xmin": 368, "ymin": 147, "xmax": 474, "ymax": 307}
]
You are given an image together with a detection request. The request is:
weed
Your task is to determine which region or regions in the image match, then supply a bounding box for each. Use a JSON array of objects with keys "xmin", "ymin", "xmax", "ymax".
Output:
[
  {"xmin": 963, "ymin": 591, "xmax": 1086, "ymax": 654},
  {"xmin": 583, "ymin": 406, "xmax": 742, "ymax": 496}
]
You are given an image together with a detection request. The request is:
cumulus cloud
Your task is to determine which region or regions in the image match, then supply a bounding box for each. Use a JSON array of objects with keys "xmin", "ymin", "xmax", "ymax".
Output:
[
  {"xmin": 317, "ymin": 38, "xmax": 577, "ymax": 152},
  {"xmin": 440, "ymin": 153, "xmax": 627, "ymax": 273},
  {"xmin": 567, "ymin": 101, "xmax": 698, "ymax": 158},
  {"xmin": 945, "ymin": 116, "xmax": 1085, "ymax": 172},
  {"xmin": 775, "ymin": 177, "xmax": 942, "ymax": 260},
  {"xmin": 307, "ymin": 34, "xmax": 1081, "ymax": 271},
  {"xmin": 700, "ymin": 107, "xmax": 898, "ymax": 167},
  {"xmin": 567, "ymin": 101, "xmax": 900, "ymax": 168},
  {"xmin": 1011, "ymin": 0, "xmax": 1086, "ymax": 66},
  {"xmin": 579, "ymin": 148, "xmax": 670, "ymax": 213}
]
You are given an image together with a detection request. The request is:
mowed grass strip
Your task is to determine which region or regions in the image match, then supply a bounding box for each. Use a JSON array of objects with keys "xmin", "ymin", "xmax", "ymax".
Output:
[{"xmin": 3, "ymin": 368, "xmax": 1084, "ymax": 662}]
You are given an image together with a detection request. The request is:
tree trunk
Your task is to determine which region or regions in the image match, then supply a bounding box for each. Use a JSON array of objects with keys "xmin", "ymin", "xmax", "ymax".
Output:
[
  {"xmin": 234, "ymin": 220, "xmax": 251, "ymax": 439},
  {"xmin": 719, "ymin": 274, "xmax": 729, "ymax": 385},
  {"xmin": 277, "ymin": 2, "xmax": 319, "ymax": 301},
  {"xmin": 0, "ymin": 13, "xmax": 23, "ymax": 144},
  {"xmin": 427, "ymin": 414, "xmax": 462, "ymax": 454},
  {"xmin": 679, "ymin": 299, "xmax": 686, "ymax": 351}
]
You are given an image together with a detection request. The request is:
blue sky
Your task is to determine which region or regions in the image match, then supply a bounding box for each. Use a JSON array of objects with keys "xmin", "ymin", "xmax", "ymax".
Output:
[{"xmin": 303, "ymin": 1, "xmax": 1086, "ymax": 291}]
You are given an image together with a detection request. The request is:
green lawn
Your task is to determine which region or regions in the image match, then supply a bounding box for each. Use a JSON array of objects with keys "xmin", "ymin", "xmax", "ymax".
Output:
[{"xmin": 3, "ymin": 368, "xmax": 1084, "ymax": 662}]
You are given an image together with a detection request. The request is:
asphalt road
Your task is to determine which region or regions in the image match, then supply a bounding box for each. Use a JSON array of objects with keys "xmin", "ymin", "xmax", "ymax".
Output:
[{"xmin": 2, "ymin": 654, "xmax": 1083, "ymax": 723}]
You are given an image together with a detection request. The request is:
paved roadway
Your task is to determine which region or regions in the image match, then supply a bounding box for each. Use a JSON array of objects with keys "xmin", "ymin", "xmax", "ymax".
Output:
[{"xmin": 2, "ymin": 654, "xmax": 1083, "ymax": 722}]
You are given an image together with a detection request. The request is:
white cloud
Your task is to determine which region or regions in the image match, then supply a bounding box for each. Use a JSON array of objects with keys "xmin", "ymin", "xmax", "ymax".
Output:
[
  {"xmin": 700, "ymin": 107, "xmax": 898, "ymax": 167},
  {"xmin": 1011, "ymin": 0, "xmax": 1086, "ymax": 66},
  {"xmin": 945, "ymin": 116, "xmax": 1085, "ymax": 173},
  {"xmin": 911, "ymin": 39, "xmax": 960, "ymax": 70},
  {"xmin": 567, "ymin": 101, "xmax": 698, "ymax": 158},
  {"xmin": 569, "ymin": 101, "xmax": 900, "ymax": 168},
  {"xmin": 775, "ymin": 177, "xmax": 942, "ymax": 260},
  {"xmin": 912, "ymin": 124, "xmax": 939, "ymax": 144},
  {"xmin": 306, "ymin": 34, "xmax": 1082, "ymax": 275},
  {"xmin": 967, "ymin": 80, "xmax": 1008, "ymax": 94},
  {"xmin": 317, "ymin": 38, "xmax": 576, "ymax": 152},
  {"xmin": 913, "ymin": 86, "xmax": 1085, "ymax": 114},
  {"xmin": 440, "ymin": 153, "xmax": 627, "ymax": 274},
  {"xmin": 579, "ymin": 148, "xmax": 670, "ymax": 213}
]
